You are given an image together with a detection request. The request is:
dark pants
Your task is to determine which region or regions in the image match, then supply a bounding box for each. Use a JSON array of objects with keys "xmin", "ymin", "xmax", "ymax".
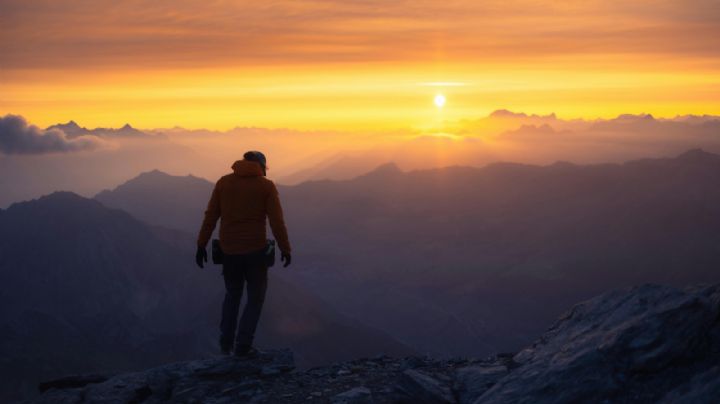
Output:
[{"xmin": 220, "ymin": 252, "xmax": 268, "ymax": 350}]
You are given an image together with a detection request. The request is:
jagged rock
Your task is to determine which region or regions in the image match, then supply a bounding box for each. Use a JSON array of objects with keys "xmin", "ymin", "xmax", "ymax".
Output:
[
  {"xmin": 37, "ymin": 374, "xmax": 111, "ymax": 393},
  {"xmin": 453, "ymin": 365, "xmax": 507, "ymax": 404},
  {"xmin": 474, "ymin": 284, "xmax": 720, "ymax": 404},
  {"xmin": 400, "ymin": 356, "xmax": 427, "ymax": 369},
  {"xmin": 31, "ymin": 349, "xmax": 293, "ymax": 403},
  {"xmin": 397, "ymin": 369, "xmax": 455, "ymax": 403},
  {"xmin": 332, "ymin": 386, "xmax": 374, "ymax": 403}
]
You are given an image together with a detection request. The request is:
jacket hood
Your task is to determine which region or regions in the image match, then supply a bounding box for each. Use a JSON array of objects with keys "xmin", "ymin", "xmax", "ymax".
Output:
[{"xmin": 231, "ymin": 160, "xmax": 264, "ymax": 177}]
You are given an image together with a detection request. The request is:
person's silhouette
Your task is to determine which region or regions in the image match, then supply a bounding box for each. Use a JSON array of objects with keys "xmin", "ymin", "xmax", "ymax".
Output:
[{"xmin": 196, "ymin": 151, "xmax": 292, "ymax": 356}]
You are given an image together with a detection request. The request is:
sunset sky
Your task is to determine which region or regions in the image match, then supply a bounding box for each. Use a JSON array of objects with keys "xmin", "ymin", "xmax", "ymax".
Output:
[{"xmin": 2, "ymin": 0, "xmax": 720, "ymax": 131}]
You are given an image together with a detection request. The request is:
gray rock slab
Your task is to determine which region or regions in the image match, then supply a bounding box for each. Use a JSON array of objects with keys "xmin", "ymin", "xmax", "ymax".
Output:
[
  {"xmin": 332, "ymin": 386, "xmax": 374, "ymax": 404},
  {"xmin": 454, "ymin": 365, "xmax": 507, "ymax": 404},
  {"xmin": 398, "ymin": 369, "xmax": 455, "ymax": 404},
  {"xmin": 475, "ymin": 284, "xmax": 720, "ymax": 404}
]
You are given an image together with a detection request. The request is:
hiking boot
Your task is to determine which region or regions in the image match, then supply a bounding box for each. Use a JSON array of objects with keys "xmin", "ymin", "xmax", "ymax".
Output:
[
  {"xmin": 220, "ymin": 341, "xmax": 233, "ymax": 356},
  {"xmin": 234, "ymin": 345, "xmax": 259, "ymax": 358}
]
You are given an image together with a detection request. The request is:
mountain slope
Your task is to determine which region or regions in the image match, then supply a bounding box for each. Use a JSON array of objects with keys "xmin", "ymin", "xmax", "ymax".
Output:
[{"xmin": 94, "ymin": 169, "xmax": 213, "ymax": 232}]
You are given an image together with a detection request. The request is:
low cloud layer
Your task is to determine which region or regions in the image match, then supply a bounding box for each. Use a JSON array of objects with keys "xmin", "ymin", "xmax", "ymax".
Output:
[{"xmin": 0, "ymin": 115, "xmax": 102, "ymax": 154}]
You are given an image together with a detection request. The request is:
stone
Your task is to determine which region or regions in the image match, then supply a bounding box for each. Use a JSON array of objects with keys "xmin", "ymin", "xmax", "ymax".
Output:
[
  {"xmin": 332, "ymin": 386, "xmax": 374, "ymax": 404},
  {"xmin": 476, "ymin": 284, "xmax": 720, "ymax": 404},
  {"xmin": 401, "ymin": 356, "xmax": 426, "ymax": 370},
  {"xmin": 454, "ymin": 365, "xmax": 507, "ymax": 404},
  {"xmin": 38, "ymin": 374, "xmax": 111, "ymax": 393},
  {"xmin": 397, "ymin": 369, "xmax": 455, "ymax": 404}
]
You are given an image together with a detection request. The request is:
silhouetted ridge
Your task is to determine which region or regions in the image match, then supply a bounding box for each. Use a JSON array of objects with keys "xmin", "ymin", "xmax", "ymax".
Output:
[
  {"xmin": 44, "ymin": 121, "xmax": 150, "ymax": 138},
  {"xmin": 47, "ymin": 121, "xmax": 86, "ymax": 133},
  {"xmin": 10, "ymin": 191, "xmax": 104, "ymax": 212},
  {"xmin": 366, "ymin": 162, "xmax": 402, "ymax": 176},
  {"xmin": 675, "ymin": 148, "xmax": 720, "ymax": 163},
  {"xmin": 489, "ymin": 109, "xmax": 556, "ymax": 119},
  {"xmin": 94, "ymin": 170, "xmax": 213, "ymax": 231},
  {"xmin": 46, "ymin": 121, "xmax": 91, "ymax": 137},
  {"xmin": 615, "ymin": 113, "xmax": 655, "ymax": 121}
]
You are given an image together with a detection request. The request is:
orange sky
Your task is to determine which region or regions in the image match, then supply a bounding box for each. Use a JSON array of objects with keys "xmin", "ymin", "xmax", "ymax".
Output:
[{"xmin": 1, "ymin": 0, "xmax": 719, "ymax": 130}]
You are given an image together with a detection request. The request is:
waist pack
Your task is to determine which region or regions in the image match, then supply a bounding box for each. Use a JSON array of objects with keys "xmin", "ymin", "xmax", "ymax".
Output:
[{"xmin": 212, "ymin": 239, "xmax": 276, "ymax": 268}]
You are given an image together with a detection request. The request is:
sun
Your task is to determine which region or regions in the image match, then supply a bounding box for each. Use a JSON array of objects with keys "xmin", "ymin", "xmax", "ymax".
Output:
[{"xmin": 434, "ymin": 93, "xmax": 446, "ymax": 108}]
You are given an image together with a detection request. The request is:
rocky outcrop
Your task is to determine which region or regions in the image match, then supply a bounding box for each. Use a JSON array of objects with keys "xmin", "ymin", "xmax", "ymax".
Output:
[
  {"xmin": 474, "ymin": 283, "xmax": 720, "ymax": 404},
  {"xmin": 31, "ymin": 350, "xmax": 294, "ymax": 403},
  {"xmin": 31, "ymin": 284, "xmax": 720, "ymax": 403}
]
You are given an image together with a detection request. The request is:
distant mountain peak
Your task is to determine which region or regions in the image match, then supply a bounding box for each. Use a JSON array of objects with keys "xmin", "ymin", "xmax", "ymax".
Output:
[
  {"xmin": 136, "ymin": 169, "xmax": 171, "ymax": 178},
  {"xmin": 99, "ymin": 123, "xmax": 147, "ymax": 137},
  {"xmin": 615, "ymin": 113, "xmax": 655, "ymax": 121},
  {"xmin": 675, "ymin": 148, "xmax": 719, "ymax": 162},
  {"xmin": 490, "ymin": 110, "xmax": 557, "ymax": 119},
  {"xmin": 490, "ymin": 109, "xmax": 527, "ymax": 118},
  {"xmin": 50, "ymin": 120, "xmax": 81, "ymax": 129},
  {"xmin": 368, "ymin": 162, "xmax": 402, "ymax": 175},
  {"xmin": 39, "ymin": 191, "xmax": 85, "ymax": 201},
  {"xmin": 46, "ymin": 120, "xmax": 89, "ymax": 136},
  {"xmin": 8, "ymin": 191, "xmax": 103, "ymax": 212},
  {"xmin": 94, "ymin": 170, "xmax": 213, "ymax": 210}
]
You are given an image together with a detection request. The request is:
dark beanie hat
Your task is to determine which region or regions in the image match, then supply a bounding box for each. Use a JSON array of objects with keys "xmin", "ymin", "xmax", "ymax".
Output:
[{"xmin": 243, "ymin": 151, "xmax": 267, "ymax": 169}]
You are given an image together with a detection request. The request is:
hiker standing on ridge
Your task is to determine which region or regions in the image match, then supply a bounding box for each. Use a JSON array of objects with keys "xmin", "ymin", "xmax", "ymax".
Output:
[{"xmin": 195, "ymin": 151, "xmax": 292, "ymax": 357}]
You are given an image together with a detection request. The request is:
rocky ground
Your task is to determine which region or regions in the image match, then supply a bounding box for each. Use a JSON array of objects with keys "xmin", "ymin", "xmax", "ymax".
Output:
[{"xmin": 28, "ymin": 283, "xmax": 720, "ymax": 403}]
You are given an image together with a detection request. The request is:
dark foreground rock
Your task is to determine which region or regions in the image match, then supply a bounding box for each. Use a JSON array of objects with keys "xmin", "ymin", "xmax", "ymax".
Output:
[
  {"xmin": 474, "ymin": 284, "xmax": 720, "ymax": 404},
  {"xmin": 30, "ymin": 284, "xmax": 720, "ymax": 404}
]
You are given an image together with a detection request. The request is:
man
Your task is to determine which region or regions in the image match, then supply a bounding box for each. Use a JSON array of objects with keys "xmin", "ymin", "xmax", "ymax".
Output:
[{"xmin": 195, "ymin": 151, "xmax": 292, "ymax": 357}]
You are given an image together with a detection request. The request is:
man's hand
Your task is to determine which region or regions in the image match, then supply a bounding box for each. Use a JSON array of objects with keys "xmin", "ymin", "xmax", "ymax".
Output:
[
  {"xmin": 281, "ymin": 251, "xmax": 292, "ymax": 268},
  {"xmin": 195, "ymin": 246, "xmax": 208, "ymax": 268}
]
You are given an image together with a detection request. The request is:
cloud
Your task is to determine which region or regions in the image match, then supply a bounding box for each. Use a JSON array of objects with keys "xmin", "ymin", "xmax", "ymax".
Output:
[
  {"xmin": 0, "ymin": 114, "xmax": 102, "ymax": 154},
  {"xmin": 1, "ymin": 0, "xmax": 719, "ymax": 70}
]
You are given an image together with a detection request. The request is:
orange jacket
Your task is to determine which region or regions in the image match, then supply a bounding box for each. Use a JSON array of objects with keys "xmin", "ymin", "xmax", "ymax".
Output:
[{"xmin": 197, "ymin": 160, "xmax": 291, "ymax": 255}]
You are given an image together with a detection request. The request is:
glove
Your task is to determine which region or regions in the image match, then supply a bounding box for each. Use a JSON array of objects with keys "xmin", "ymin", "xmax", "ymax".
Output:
[
  {"xmin": 281, "ymin": 251, "xmax": 292, "ymax": 268},
  {"xmin": 195, "ymin": 246, "xmax": 208, "ymax": 268}
]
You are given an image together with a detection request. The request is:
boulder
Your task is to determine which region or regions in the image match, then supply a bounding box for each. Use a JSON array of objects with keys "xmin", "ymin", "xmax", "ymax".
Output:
[
  {"xmin": 332, "ymin": 386, "xmax": 374, "ymax": 403},
  {"xmin": 31, "ymin": 349, "xmax": 294, "ymax": 403},
  {"xmin": 453, "ymin": 365, "xmax": 507, "ymax": 404},
  {"xmin": 474, "ymin": 284, "xmax": 720, "ymax": 404},
  {"xmin": 397, "ymin": 369, "xmax": 455, "ymax": 403}
]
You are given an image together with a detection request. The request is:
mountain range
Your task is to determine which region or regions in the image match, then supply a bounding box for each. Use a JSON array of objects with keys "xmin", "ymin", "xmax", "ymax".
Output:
[
  {"xmin": 5, "ymin": 148, "xmax": 720, "ymax": 401},
  {"xmin": 4, "ymin": 111, "xmax": 720, "ymax": 209},
  {"xmin": 89, "ymin": 149, "xmax": 720, "ymax": 360},
  {"xmin": 45, "ymin": 121, "xmax": 154, "ymax": 138}
]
